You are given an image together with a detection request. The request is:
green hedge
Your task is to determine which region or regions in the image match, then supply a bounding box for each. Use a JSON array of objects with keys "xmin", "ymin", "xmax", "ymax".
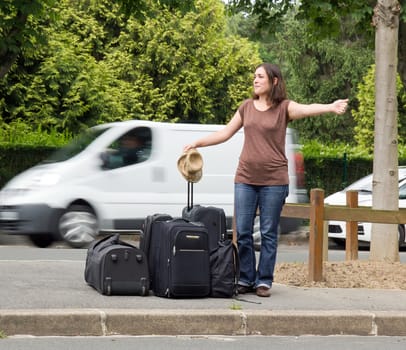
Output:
[
  {"xmin": 305, "ymin": 156, "xmax": 406, "ymax": 196},
  {"xmin": 0, "ymin": 146, "xmax": 57, "ymax": 188},
  {"xmin": 304, "ymin": 156, "xmax": 373, "ymax": 196}
]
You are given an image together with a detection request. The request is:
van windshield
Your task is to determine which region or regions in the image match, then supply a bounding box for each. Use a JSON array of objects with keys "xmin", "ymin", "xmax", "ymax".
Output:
[{"xmin": 44, "ymin": 127, "xmax": 110, "ymax": 163}]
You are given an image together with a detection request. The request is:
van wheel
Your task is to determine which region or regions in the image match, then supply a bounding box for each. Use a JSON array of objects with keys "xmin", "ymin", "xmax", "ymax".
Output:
[
  {"xmin": 59, "ymin": 205, "xmax": 98, "ymax": 248},
  {"xmin": 28, "ymin": 234, "xmax": 55, "ymax": 248}
]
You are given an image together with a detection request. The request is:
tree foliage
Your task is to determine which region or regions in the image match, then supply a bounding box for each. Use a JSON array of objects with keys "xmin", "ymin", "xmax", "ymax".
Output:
[
  {"xmin": 227, "ymin": 0, "xmax": 376, "ymax": 39},
  {"xmin": 0, "ymin": 1, "xmax": 131, "ymax": 133},
  {"xmin": 0, "ymin": 0, "xmax": 56, "ymax": 79},
  {"xmin": 0, "ymin": 0, "xmax": 260, "ymax": 134},
  {"xmin": 228, "ymin": 0, "xmax": 406, "ymax": 90},
  {"xmin": 227, "ymin": 8, "xmax": 374, "ymax": 143},
  {"xmin": 276, "ymin": 14, "xmax": 373, "ymax": 143},
  {"xmin": 0, "ymin": 0, "xmax": 196, "ymax": 80}
]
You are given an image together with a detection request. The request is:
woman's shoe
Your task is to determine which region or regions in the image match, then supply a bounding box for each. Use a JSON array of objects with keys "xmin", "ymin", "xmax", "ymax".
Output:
[
  {"xmin": 256, "ymin": 286, "xmax": 271, "ymax": 297},
  {"xmin": 237, "ymin": 285, "xmax": 254, "ymax": 294}
]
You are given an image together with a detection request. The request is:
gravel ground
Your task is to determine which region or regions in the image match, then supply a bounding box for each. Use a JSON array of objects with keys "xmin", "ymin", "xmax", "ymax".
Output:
[
  {"xmin": 274, "ymin": 260, "xmax": 406, "ymax": 290},
  {"xmin": 275, "ymin": 229, "xmax": 406, "ymax": 290}
]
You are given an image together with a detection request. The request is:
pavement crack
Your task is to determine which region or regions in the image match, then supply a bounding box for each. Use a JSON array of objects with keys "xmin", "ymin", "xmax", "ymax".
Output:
[
  {"xmin": 235, "ymin": 312, "xmax": 248, "ymax": 336},
  {"xmin": 370, "ymin": 313, "xmax": 378, "ymax": 336},
  {"xmin": 99, "ymin": 310, "xmax": 108, "ymax": 336}
]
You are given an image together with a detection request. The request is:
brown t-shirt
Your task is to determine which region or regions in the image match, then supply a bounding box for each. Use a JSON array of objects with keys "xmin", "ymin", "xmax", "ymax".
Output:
[{"xmin": 234, "ymin": 99, "xmax": 291, "ymax": 186}]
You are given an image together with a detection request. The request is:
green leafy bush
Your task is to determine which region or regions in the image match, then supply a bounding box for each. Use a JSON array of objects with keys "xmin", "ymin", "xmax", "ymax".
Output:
[
  {"xmin": 0, "ymin": 119, "xmax": 71, "ymax": 146},
  {"xmin": 0, "ymin": 121, "xmax": 65, "ymax": 187},
  {"xmin": 0, "ymin": 145, "xmax": 57, "ymax": 188},
  {"xmin": 353, "ymin": 64, "xmax": 406, "ymax": 153}
]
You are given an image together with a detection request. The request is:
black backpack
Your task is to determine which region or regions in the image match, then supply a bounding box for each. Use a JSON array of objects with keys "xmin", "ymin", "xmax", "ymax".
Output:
[{"xmin": 209, "ymin": 239, "xmax": 240, "ymax": 298}]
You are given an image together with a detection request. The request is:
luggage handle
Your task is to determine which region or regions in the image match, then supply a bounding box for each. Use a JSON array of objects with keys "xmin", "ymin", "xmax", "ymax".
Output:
[
  {"xmin": 170, "ymin": 218, "xmax": 190, "ymax": 224},
  {"xmin": 187, "ymin": 181, "xmax": 193, "ymax": 210}
]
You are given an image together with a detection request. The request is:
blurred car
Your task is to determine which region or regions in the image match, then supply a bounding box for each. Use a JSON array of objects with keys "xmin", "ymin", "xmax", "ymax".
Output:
[
  {"xmin": 325, "ymin": 166, "xmax": 406, "ymax": 248},
  {"xmin": 0, "ymin": 119, "xmax": 306, "ymax": 249}
]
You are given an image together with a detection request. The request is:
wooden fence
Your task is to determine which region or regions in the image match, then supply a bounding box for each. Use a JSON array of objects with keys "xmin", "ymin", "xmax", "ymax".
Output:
[{"xmin": 281, "ymin": 188, "xmax": 406, "ymax": 281}]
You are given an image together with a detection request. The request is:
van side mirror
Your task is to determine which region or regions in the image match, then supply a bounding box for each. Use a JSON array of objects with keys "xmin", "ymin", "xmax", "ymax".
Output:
[
  {"xmin": 100, "ymin": 152, "xmax": 110, "ymax": 170},
  {"xmin": 100, "ymin": 151, "xmax": 124, "ymax": 170}
]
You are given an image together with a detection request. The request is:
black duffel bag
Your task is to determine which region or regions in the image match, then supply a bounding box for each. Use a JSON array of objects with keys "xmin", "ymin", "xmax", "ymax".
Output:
[{"xmin": 85, "ymin": 234, "xmax": 149, "ymax": 296}]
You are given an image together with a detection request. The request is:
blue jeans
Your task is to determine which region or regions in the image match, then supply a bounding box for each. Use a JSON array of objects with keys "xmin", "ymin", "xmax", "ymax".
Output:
[{"xmin": 234, "ymin": 183, "xmax": 289, "ymax": 289}]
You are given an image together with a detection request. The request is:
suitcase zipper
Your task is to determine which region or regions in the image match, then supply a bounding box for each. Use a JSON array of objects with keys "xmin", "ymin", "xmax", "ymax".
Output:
[
  {"xmin": 166, "ymin": 257, "xmax": 171, "ymax": 297},
  {"xmin": 219, "ymin": 211, "xmax": 225, "ymax": 241},
  {"xmin": 105, "ymin": 277, "xmax": 112, "ymax": 296},
  {"xmin": 177, "ymin": 249, "xmax": 206, "ymax": 252}
]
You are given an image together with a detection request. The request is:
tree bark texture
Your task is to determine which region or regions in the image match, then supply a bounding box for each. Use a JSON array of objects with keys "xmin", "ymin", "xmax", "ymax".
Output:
[{"xmin": 370, "ymin": 0, "xmax": 400, "ymax": 262}]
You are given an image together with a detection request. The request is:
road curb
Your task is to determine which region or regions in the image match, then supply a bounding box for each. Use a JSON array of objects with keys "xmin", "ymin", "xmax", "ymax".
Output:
[{"xmin": 1, "ymin": 309, "xmax": 406, "ymax": 337}]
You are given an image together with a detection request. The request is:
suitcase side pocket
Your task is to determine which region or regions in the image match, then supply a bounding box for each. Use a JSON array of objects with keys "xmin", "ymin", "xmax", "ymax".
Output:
[{"xmin": 170, "ymin": 228, "xmax": 210, "ymax": 298}]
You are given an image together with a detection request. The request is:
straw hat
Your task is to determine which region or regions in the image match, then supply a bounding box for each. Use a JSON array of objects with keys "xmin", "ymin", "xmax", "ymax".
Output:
[{"xmin": 177, "ymin": 148, "xmax": 203, "ymax": 183}]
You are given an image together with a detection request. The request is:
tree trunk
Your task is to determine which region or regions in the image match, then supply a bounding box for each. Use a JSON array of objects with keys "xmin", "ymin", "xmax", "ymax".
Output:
[
  {"xmin": 370, "ymin": 0, "xmax": 400, "ymax": 262},
  {"xmin": 398, "ymin": 20, "xmax": 406, "ymax": 89}
]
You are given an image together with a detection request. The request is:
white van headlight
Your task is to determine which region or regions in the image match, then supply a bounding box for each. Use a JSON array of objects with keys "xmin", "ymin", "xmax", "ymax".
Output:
[
  {"xmin": 1, "ymin": 172, "xmax": 62, "ymax": 199},
  {"xmin": 10, "ymin": 172, "xmax": 61, "ymax": 189}
]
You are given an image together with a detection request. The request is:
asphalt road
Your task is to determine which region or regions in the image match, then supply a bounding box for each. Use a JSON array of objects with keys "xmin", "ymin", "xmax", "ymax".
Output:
[
  {"xmin": 1, "ymin": 335, "xmax": 406, "ymax": 350},
  {"xmin": 1, "ymin": 232, "xmax": 405, "ymax": 264}
]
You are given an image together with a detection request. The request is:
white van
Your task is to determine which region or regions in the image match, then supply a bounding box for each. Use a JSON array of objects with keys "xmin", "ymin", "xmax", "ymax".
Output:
[{"xmin": 0, "ymin": 120, "xmax": 308, "ymax": 248}]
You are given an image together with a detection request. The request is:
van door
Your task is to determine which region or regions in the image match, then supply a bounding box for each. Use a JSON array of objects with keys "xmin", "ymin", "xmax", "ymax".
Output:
[{"xmin": 86, "ymin": 126, "xmax": 161, "ymax": 230}]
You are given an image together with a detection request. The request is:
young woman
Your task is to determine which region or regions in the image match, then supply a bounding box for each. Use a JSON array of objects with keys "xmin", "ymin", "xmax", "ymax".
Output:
[{"xmin": 183, "ymin": 63, "xmax": 348, "ymax": 297}]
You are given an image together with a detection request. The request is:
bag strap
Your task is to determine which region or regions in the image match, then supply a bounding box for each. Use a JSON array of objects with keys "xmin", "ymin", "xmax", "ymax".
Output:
[
  {"xmin": 91, "ymin": 233, "xmax": 120, "ymax": 253},
  {"xmin": 93, "ymin": 233, "xmax": 137, "ymax": 253},
  {"xmin": 231, "ymin": 241, "xmax": 240, "ymax": 288}
]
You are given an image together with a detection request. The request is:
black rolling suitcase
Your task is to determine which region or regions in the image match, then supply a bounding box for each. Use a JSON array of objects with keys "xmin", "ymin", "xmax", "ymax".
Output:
[
  {"xmin": 182, "ymin": 181, "xmax": 227, "ymax": 252},
  {"xmin": 84, "ymin": 234, "xmax": 149, "ymax": 296},
  {"xmin": 150, "ymin": 218, "xmax": 211, "ymax": 298}
]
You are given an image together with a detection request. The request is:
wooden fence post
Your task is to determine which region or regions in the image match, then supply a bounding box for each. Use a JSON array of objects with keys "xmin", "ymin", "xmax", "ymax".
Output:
[
  {"xmin": 346, "ymin": 190, "xmax": 359, "ymax": 260},
  {"xmin": 308, "ymin": 188, "xmax": 324, "ymax": 282}
]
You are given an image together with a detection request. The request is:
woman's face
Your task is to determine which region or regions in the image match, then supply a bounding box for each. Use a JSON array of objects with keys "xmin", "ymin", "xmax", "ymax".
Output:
[{"xmin": 253, "ymin": 66, "xmax": 271, "ymax": 97}]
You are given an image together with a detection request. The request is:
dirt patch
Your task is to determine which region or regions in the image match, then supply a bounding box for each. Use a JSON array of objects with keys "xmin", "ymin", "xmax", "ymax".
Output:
[{"xmin": 274, "ymin": 260, "xmax": 406, "ymax": 290}]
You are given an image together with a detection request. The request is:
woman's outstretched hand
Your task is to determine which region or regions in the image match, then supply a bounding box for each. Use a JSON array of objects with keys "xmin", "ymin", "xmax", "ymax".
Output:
[{"xmin": 332, "ymin": 99, "xmax": 349, "ymax": 115}]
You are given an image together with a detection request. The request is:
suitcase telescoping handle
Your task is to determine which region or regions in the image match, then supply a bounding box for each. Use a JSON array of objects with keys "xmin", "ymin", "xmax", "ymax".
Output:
[{"xmin": 187, "ymin": 181, "xmax": 193, "ymax": 211}]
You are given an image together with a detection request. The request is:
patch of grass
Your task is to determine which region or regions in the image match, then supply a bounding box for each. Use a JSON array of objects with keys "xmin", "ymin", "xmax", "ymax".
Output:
[
  {"xmin": 0, "ymin": 329, "xmax": 7, "ymax": 339},
  {"xmin": 229, "ymin": 301, "xmax": 242, "ymax": 310}
]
